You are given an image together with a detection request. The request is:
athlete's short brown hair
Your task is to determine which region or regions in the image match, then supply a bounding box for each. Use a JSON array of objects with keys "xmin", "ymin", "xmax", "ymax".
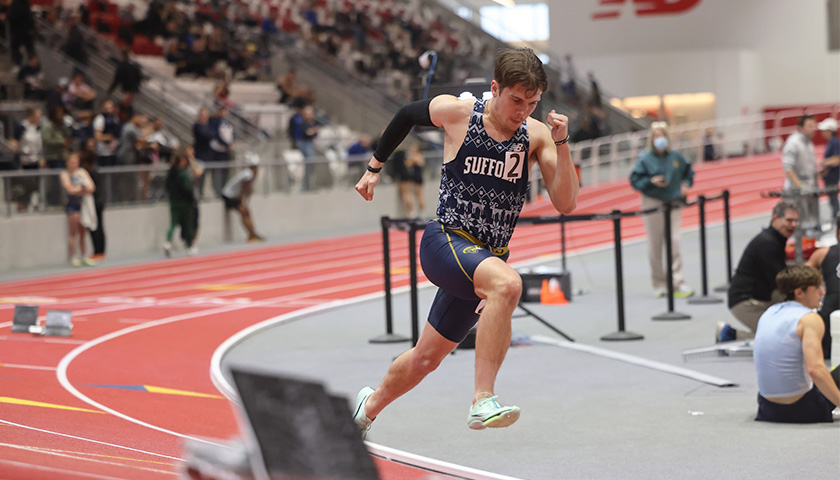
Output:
[
  {"xmin": 776, "ymin": 264, "xmax": 823, "ymax": 300},
  {"xmin": 494, "ymin": 47, "xmax": 548, "ymax": 97}
]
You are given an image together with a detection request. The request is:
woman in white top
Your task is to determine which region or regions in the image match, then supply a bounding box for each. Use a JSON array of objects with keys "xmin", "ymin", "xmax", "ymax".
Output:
[{"xmin": 60, "ymin": 152, "xmax": 96, "ymax": 267}]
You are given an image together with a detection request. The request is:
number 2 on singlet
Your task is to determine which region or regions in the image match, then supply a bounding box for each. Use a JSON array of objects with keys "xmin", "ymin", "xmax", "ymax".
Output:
[{"xmin": 504, "ymin": 151, "xmax": 523, "ymax": 182}]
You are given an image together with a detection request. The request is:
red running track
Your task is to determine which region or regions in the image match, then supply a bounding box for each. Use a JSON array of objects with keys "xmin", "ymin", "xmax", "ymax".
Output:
[{"xmin": 0, "ymin": 154, "xmax": 789, "ymax": 479}]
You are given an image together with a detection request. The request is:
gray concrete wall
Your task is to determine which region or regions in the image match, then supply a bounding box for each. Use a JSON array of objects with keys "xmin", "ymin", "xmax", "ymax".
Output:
[{"xmin": 0, "ymin": 183, "xmax": 440, "ymax": 272}]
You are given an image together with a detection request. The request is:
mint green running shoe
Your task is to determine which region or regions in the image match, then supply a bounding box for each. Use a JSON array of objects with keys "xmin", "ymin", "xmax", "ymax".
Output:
[
  {"xmin": 467, "ymin": 395, "xmax": 520, "ymax": 430},
  {"xmin": 353, "ymin": 386, "xmax": 375, "ymax": 439}
]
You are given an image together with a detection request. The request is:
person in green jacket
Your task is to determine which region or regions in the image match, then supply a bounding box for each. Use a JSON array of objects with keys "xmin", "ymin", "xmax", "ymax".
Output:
[
  {"xmin": 164, "ymin": 149, "xmax": 198, "ymax": 256},
  {"xmin": 630, "ymin": 121, "xmax": 695, "ymax": 298}
]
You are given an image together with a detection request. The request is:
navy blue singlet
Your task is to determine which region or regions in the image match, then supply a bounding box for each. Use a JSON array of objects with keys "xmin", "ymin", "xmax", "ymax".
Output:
[{"xmin": 436, "ymin": 98, "xmax": 530, "ymax": 250}]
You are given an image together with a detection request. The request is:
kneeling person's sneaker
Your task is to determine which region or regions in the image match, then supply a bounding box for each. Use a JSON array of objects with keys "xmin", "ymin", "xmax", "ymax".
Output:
[
  {"xmin": 716, "ymin": 321, "xmax": 737, "ymax": 343},
  {"xmin": 468, "ymin": 395, "xmax": 520, "ymax": 430},
  {"xmin": 353, "ymin": 386, "xmax": 375, "ymax": 439}
]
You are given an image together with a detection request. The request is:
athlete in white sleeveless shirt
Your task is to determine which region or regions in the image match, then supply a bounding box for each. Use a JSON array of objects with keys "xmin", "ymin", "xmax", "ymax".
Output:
[{"xmin": 754, "ymin": 265, "xmax": 840, "ymax": 423}]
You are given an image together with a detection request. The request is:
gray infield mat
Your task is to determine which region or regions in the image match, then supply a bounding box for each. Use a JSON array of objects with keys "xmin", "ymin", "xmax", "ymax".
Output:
[{"xmin": 222, "ymin": 214, "xmax": 840, "ymax": 480}]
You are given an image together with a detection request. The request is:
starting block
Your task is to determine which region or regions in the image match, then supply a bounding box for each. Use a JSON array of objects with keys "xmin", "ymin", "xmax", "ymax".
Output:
[
  {"xmin": 11, "ymin": 305, "xmax": 73, "ymax": 337},
  {"xmin": 44, "ymin": 310, "xmax": 73, "ymax": 337},
  {"xmin": 11, "ymin": 305, "xmax": 39, "ymax": 333},
  {"xmin": 682, "ymin": 340, "xmax": 753, "ymax": 362}
]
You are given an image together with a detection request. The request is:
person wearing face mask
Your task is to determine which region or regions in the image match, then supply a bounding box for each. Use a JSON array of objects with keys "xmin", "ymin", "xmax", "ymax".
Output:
[{"xmin": 630, "ymin": 122, "xmax": 695, "ymax": 298}]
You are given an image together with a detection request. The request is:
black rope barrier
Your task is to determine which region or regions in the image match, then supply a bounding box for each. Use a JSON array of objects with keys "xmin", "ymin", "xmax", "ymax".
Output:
[
  {"xmin": 373, "ymin": 189, "xmax": 733, "ymax": 345},
  {"xmin": 689, "ymin": 195, "xmax": 724, "ymax": 305},
  {"xmin": 713, "ymin": 190, "xmax": 733, "ymax": 293},
  {"xmin": 651, "ymin": 202, "xmax": 691, "ymax": 321},
  {"xmin": 602, "ymin": 210, "xmax": 644, "ymax": 341},
  {"xmin": 369, "ymin": 217, "xmax": 419, "ymax": 344}
]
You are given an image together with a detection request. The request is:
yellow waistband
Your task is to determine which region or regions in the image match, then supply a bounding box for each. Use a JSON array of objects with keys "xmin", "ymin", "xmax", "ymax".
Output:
[{"xmin": 434, "ymin": 219, "xmax": 509, "ymax": 256}]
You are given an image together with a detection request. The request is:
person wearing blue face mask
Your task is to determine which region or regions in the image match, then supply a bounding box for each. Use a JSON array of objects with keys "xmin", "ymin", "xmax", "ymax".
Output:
[{"xmin": 630, "ymin": 122, "xmax": 695, "ymax": 298}]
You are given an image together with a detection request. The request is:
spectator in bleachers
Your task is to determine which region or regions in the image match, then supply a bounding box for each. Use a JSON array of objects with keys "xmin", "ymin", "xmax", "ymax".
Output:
[
  {"xmin": 42, "ymin": 105, "xmax": 70, "ymax": 170},
  {"xmin": 276, "ymin": 69, "xmax": 300, "ymax": 105},
  {"xmin": 45, "ymin": 76, "xmax": 70, "ymax": 113},
  {"xmin": 782, "ymin": 115, "xmax": 820, "ymax": 234},
  {"xmin": 0, "ymin": 1, "xmax": 8, "ymax": 45},
  {"xmin": 72, "ymin": 109, "xmax": 95, "ymax": 150},
  {"xmin": 116, "ymin": 92, "xmax": 136, "ymax": 123},
  {"xmin": 347, "ymin": 133, "xmax": 372, "ymax": 178},
  {"xmin": 42, "ymin": 104, "xmax": 71, "ymax": 206},
  {"xmin": 108, "ymin": 47, "xmax": 144, "ymax": 96},
  {"xmin": 116, "ymin": 2, "xmax": 136, "ymax": 45},
  {"xmin": 17, "ymin": 55, "xmax": 47, "ymax": 100},
  {"xmin": 115, "ymin": 113, "xmax": 148, "ymax": 200},
  {"xmin": 67, "ymin": 71, "xmax": 97, "ymax": 111},
  {"xmin": 62, "ymin": 14, "xmax": 88, "ymax": 66},
  {"xmin": 80, "ymin": 141, "xmax": 106, "ymax": 260},
  {"xmin": 146, "ymin": 116, "xmax": 180, "ymax": 164},
  {"xmin": 290, "ymin": 104, "xmax": 320, "ymax": 190},
  {"xmin": 817, "ymin": 118, "xmax": 840, "ymax": 219},
  {"xmin": 703, "ymin": 127, "xmax": 720, "ymax": 162},
  {"xmin": 8, "ymin": 0, "xmax": 36, "ymax": 66},
  {"xmin": 209, "ymin": 106, "xmax": 234, "ymax": 197},
  {"xmin": 61, "ymin": 152, "xmax": 96, "ymax": 267},
  {"xmin": 213, "ymin": 81, "xmax": 235, "ymax": 109},
  {"xmin": 629, "ymin": 121, "xmax": 695, "ymax": 299},
  {"xmin": 93, "ymin": 100, "xmax": 120, "ymax": 167},
  {"xmin": 11, "ymin": 107, "xmax": 43, "ymax": 210},
  {"xmin": 134, "ymin": 0, "xmax": 166, "ymax": 39},
  {"xmin": 192, "ymin": 107, "xmax": 215, "ymax": 197}
]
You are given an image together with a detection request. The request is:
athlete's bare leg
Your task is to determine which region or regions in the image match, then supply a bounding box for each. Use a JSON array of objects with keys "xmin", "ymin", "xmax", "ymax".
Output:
[
  {"xmin": 471, "ymin": 256, "xmax": 521, "ymax": 403},
  {"xmin": 362, "ymin": 322, "xmax": 457, "ymax": 420}
]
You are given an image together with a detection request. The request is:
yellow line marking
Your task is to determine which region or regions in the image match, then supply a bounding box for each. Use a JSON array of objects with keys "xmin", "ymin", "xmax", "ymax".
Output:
[
  {"xmin": 0, "ymin": 297, "xmax": 58, "ymax": 304},
  {"xmin": 143, "ymin": 386, "xmax": 223, "ymax": 399},
  {"xmin": 0, "ymin": 397, "xmax": 103, "ymax": 414}
]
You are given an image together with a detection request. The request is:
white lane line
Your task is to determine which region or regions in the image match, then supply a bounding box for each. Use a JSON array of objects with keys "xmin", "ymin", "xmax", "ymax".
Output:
[
  {"xmin": 367, "ymin": 443, "xmax": 523, "ymax": 480},
  {"xmin": 0, "ymin": 442, "xmax": 178, "ymax": 476},
  {"xmin": 0, "ymin": 419, "xmax": 182, "ymax": 461},
  {"xmin": 56, "ymin": 305, "xmax": 246, "ymax": 448},
  {"xmin": 529, "ymin": 335, "xmax": 737, "ymax": 387},
  {"xmin": 0, "ymin": 459, "xmax": 132, "ymax": 480}
]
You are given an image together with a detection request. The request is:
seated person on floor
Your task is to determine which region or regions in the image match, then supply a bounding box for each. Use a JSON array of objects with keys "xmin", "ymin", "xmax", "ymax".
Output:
[
  {"xmin": 720, "ymin": 201, "xmax": 798, "ymax": 342},
  {"xmin": 753, "ymin": 265, "xmax": 840, "ymax": 423}
]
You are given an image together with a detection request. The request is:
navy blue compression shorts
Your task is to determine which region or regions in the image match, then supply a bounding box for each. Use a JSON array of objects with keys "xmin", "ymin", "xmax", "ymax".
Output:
[{"xmin": 419, "ymin": 219, "xmax": 509, "ymax": 343}]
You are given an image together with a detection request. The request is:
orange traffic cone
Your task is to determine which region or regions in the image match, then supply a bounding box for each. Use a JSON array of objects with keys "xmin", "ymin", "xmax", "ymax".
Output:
[{"xmin": 540, "ymin": 278, "xmax": 569, "ymax": 305}]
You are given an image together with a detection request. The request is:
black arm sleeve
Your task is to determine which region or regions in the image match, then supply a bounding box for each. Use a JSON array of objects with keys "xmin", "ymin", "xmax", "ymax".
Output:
[{"xmin": 373, "ymin": 98, "xmax": 434, "ymax": 163}]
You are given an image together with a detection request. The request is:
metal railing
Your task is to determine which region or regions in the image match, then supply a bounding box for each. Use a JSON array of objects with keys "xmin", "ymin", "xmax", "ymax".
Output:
[{"xmin": 2, "ymin": 104, "xmax": 837, "ymax": 217}]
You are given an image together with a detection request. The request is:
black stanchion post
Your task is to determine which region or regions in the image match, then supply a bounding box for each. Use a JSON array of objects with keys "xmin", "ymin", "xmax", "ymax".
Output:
[
  {"xmin": 602, "ymin": 210, "xmax": 643, "ymax": 341},
  {"xmin": 714, "ymin": 189, "xmax": 732, "ymax": 293},
  {"xmin": 369, "ymin": 217, "xmax": 410, "ymax": 344},
  {"xmin": 689, "ymin": 195, "xmax": 723, "ymax": 305},
  {"xmin": 408, "ymin": 219, "xmax": 420, "ymax": 346},
  {"xmin": 653, "ymin": 202, "xmax": 691, "ymax": 320}
]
